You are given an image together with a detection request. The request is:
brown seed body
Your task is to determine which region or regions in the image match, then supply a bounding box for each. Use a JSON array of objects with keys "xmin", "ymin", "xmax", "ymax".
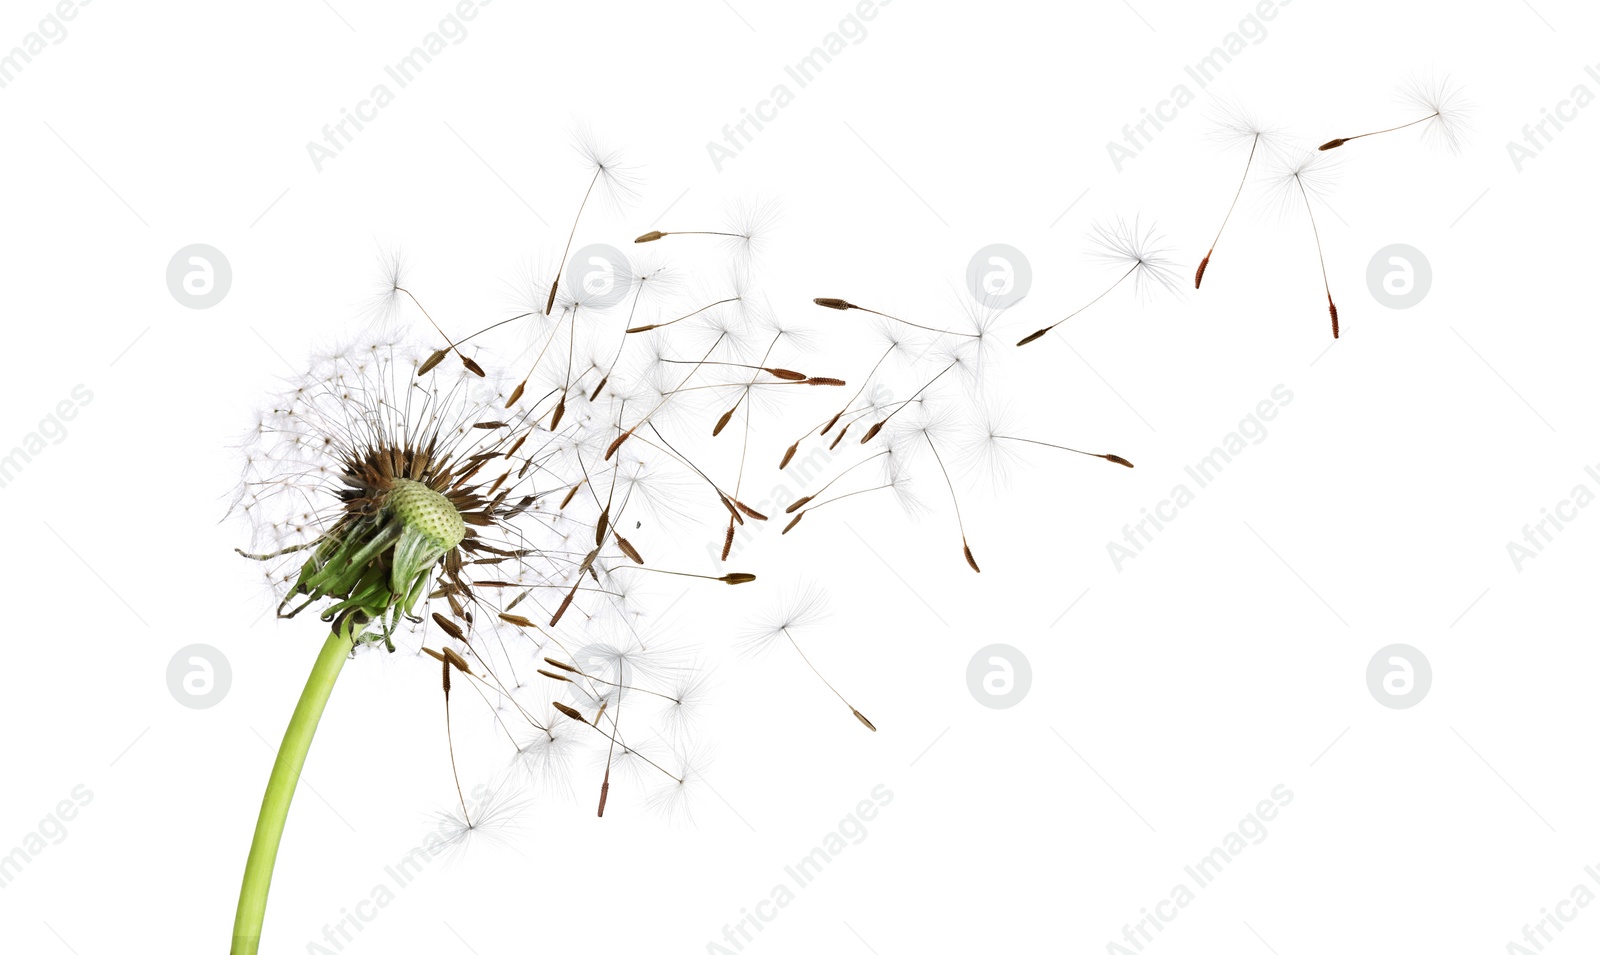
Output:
[
  {"xmin": 418, "ymin": 349, "xmax": 448, "ymax": 376},
  {"xmin": 432, "ymin": 612, "xmax": 466, "ymax": 642},
  {"xmin": 605, "ymin": 428, "xmax": 634, "ymax": 459},
  {"xmin": 616, "ymin": 536, "xmax": 644, "ymax": 563}
]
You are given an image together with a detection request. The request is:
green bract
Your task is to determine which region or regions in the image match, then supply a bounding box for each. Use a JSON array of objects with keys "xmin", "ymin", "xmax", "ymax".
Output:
[{"xmin": 283, "ymin": 478, "xmax": 465, "ymax": 647}]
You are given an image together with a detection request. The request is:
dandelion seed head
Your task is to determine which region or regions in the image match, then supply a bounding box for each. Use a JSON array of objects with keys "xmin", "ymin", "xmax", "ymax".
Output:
[
  {"xmin": 1205, "ymin": 99, "xmax": 1284, "ymax": 153},
  {"xmin": 645, "ymin": 742, "xmax": 714, "ymax": 825},
  {"xmin": 721, "ymin": 194, "xmax": 782, "ymax": 263},
  {"xmin": 1398, "ymin": 71, "xmax": 1473, "ymax": 153},
  {"xmin": 358, "ymin": 246, "xmax": 410, "ymax": 332},
  {"xmin": 739, "ymin": 584, "xmax": 829, "ymax": 657},
  {"xmin": 429, "ymin": 772, "xmax": 532, "ymax": 861},
  {"xmin": 959, "ymin": 399, "xmax": 1026, "ymax": 490},
  {"xmin": 1261, "ymin": 144, "xmax": 1344, "ymax": 222},
  {"xmin": 657, "ymin": 664, "xmax": 715, "ymax": 741},
  {"xmin": 1087, "ymin": 215, "xmax": 1184, "ymax": 300},
  {"xmin": 571, "ymin": 124, "xmax": 642, "ymax": 213}
]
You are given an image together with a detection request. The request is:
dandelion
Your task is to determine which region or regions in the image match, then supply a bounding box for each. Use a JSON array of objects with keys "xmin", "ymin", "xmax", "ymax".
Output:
[
  {"xmin": 1016, "ymin": 216, "xmax": 1181, "ymax": 346},
  {"xmin": 1319, "ymin": 73, "xmax": 1472, "ymax": 154},
  {"xmin": 226, "ymin": 154, "xmax": 780, "ymax": 951}
]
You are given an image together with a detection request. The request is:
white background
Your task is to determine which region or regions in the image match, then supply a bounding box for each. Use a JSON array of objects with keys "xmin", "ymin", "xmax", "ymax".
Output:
[{"xmin": 2, "ymin": 1, "xmax": 1599, "ymax": 952}]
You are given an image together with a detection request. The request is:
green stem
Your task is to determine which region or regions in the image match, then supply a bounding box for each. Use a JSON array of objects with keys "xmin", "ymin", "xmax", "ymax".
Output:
[{"xmin": 231, "ymin": 630, "xmax": 351, "ymax": 955}]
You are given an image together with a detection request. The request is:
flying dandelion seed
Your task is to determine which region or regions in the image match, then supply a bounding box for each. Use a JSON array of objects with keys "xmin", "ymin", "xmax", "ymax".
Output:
[
  {"xmin": 546, "ymin": 126, "xmax": 642, "ymax": 316},
  {"xmin": 960, "ymin": 399, "xmax": 1133, "ymax": 493},
  {"xmin": 1016, "ymin": 215, "xmax": 1181, "ymax": 346},
  {"xmin": 741, "ymin": 585, "xmax": 875, "ymax": 730},
  {"xmin": 1319, "ymin": 72, "xmax": 1473, "ymax": 154},
  {"xmin": 1263, "ymin": 144, "xmax": 1344, "ymax": 338},
  {"xmin": 1195, "ymin": 103, "xmax": 1283, "ymax": 289},
  {"xmin": 635, "ymin": 194, "xmax": 781, "ymax": 264}
]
